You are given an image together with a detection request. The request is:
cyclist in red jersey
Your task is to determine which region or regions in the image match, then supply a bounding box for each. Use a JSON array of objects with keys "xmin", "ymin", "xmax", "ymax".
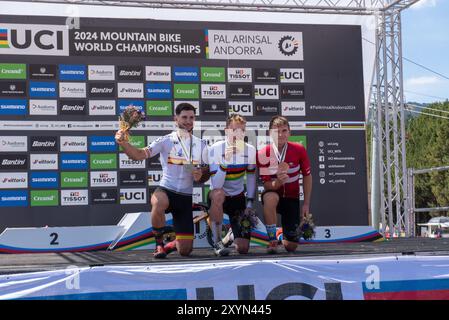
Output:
[{"xmin": 257, "ymin": 116, "xmax": 312, "ymax": 254}]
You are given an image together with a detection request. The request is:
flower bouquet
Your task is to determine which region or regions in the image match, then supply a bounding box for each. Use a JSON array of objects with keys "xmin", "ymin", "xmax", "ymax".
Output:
[
  {"xmin": 118, "ymin": 106, "xmax": 146, "ymax": 142},
  {"xmin": 299, "ymin": 213, "xmax": 316, "ymax": 240}
]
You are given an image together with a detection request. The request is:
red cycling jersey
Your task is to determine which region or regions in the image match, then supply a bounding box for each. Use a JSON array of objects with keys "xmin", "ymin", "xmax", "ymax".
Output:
[{"xmin": 257, "ymin": 142, "xmax": 311, "ymax": 199}]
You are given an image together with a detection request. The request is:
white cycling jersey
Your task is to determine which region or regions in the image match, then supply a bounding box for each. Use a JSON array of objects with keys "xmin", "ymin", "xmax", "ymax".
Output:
[{"xmin": 144, "ymin": 131, "xmax": 208, "ymax": 195}]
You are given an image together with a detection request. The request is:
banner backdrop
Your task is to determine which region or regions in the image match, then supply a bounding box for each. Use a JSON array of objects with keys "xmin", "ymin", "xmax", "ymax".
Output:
[
  {"xmin": 1, "ymin": 255, "xmax": 449, "ymax": 300},
  {"xmin": 0, "ymin": 15, "xmax": 368, "ymax": 231}
]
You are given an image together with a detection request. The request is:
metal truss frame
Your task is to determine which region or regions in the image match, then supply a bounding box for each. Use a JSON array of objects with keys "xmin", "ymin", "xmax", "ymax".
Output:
[{"xmin": 10, "ymin": 0, "xmax": 423, "ymax": 236}]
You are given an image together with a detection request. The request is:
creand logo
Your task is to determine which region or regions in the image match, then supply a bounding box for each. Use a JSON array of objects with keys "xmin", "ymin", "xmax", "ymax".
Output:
[{"xmin": 0, "ymin": 24, "xmax": 69, "ymax": 56}]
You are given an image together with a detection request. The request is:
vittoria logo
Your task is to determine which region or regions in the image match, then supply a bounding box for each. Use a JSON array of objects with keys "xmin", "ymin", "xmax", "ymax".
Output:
[
  {"xmin": 281, "ymin": 101, "xmax": 306, "ymax": 116},
  {"xmin": 145, "ymin": 66, "xmax": 171, "ymax": 81},
  {"xmin": 60, "ymin": 136, "xmax": 87, "ymax": 152},
  {"xmin": 0, "ymin": 172, "xmax": 27, "ymax": 189},
  {"xmin": 89, "ymin": 100, "xmax": 116, "ymax": 115},
  {"xmin": 117, "ymin": 83, "xmax": 144, "ymax": 98}
]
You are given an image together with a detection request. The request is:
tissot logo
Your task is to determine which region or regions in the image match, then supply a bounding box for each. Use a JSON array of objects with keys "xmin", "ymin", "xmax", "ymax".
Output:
[
  {"xmin": 229, "ymin": 84, "xmax": 253, "ymax": 99},
  {"xmin": 254, "ymin": 85, "xmax": 279, "ymax": 100},
  {"xmin": 29, "ymin": 99, "xmax": 57, "ymax": 115},
  {"xmin": 29, "ymin": 64, "xmax": 57, "ymax": 80},
  {"xmin": 61, "ymin": 190, "xmax": 88, "ymax": 206},
  {"xmin": 254, "ymin": 68, "xmax": 279, "ymax": 82},
  {"xmin": 200, "ymin": 101, "xmax": 227, "ymax": 115},
  {"xmin": 30, "ymin": 136, "xmax": 58, "ymax": 152},
  {"xmin": 0, "ymin": 24, "xmax": 68, "ymax": 56},
  {"xmin": 90, "ymin": 171, "xmax": 117, "ymax": 187},
  {"xmin": 30, "ymin": 154, "xmax": 58, "ymax": 170},
  {"xmin": 59, "ymin": 82, "xmax": 86, "ymax": 98},
  {"xmin": 88, "ymin": 65, "xmax": 115, "ymax": 81},
  {"xmin": 227, "ymin": 68, "xmax": 252, "ymax": 82},
  {"xmin": 0, "ymin": 81, "xmax": 26, "ymax": 97},
  {"xmin": 0, "ymin": 154, "xmax": 27, "ymax": 170},
  {"xmin": 255, "ymin": 102, "xmax": 279, "ymax": 115},
  {"xmin": 59, "ymin": 99, "xmax": 87, "ymax": 115},
  {"xmin": 0, "ymin": 172, "xmax": 28, "ymax": 189},
  {"xmin": 117, "ymin": 83, "xmax": 144, "ymax": 98},
  {"xmin": 119, "ymin": 153, "xmax": 146, "ymax": 169},
  {"xmin": 88, "ymin": 82, "xmax": 115, "ymax": 98},
  {"xmin": 228, "ymin": 101, "xmax": 253, "ymax": 116},
  {"xmin": 91, "ymin": 189, "xmax": 118, "ymax": 205},
  {"xmin": 120, "ymin": 188, "xmax": 147, "ymax": 204},
  {"xmin": 201, "ymin": 84, "xmax": 226, "ymax": 99},
  {"xmin": 120, "ymin": 171, "xmax": 146, "ymax": 186},
  {"xmin": 281, "ymin": 85, "xmax": 305, "ymax": 99},
  {"xmin": 280, "ymin": 68, "xmax": 304, "ymax": 83},
  {"xmin": 118, "ymin": 66, "xmax": 143, "ymax": 81}
]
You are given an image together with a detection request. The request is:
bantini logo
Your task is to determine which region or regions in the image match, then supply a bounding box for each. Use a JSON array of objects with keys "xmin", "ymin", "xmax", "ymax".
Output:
[{"xmin": 278, "ymin": 35, "xmax": 299, "ymax": 56}]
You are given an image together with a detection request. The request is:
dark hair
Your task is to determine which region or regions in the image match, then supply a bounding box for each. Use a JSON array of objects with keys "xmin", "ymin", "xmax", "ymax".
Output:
[
  {"xmin": 175, "ymin": 103, "xmax": 196, "ymax": 115},
  {"xmin": 269, "ymin": 115, "xmax": 290, "ymax": 130}
]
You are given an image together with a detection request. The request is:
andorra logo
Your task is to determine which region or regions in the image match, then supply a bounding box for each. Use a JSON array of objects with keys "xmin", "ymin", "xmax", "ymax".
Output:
[{"xmin": 278, "ymin": 35, "xmax": 299, "ymax": 56}]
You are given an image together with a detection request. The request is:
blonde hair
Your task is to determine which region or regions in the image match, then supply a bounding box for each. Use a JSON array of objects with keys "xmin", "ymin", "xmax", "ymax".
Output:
[{"xmin": 226, "ymin": 114, "xmax": 247, "ymax": 127}]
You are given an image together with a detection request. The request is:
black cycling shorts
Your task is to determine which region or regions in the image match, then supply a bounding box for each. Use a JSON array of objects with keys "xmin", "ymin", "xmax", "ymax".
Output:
[{"xmin": 153, "ymin": 187, "xmax": 194, "ymax": 240}]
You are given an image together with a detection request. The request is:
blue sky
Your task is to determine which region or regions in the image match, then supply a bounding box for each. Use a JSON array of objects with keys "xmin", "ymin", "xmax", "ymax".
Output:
[{"xmin": 402, "ymin": 0, "xmax": 449, "ymax": 103}]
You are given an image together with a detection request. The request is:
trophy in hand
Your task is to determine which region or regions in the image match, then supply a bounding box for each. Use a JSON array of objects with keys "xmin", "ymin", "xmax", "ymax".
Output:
[{"xmin": 118, "ymin": 105, "xmax": 146, "ymax": 142}]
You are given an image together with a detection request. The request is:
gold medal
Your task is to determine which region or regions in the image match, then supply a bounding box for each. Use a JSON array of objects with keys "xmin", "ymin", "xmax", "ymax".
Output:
[{"xmin": 278, "ymin": 161, "xmax": 289, "ymax": 173}]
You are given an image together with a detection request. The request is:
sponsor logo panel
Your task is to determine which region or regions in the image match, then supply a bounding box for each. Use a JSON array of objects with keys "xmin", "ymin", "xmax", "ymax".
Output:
[
  {"xmin": 145, "ymin": 83, "xmax": 171, "ymax": 99},
  {"xmin": 120, "ymin": 188, "xmax": 147, "ymax": 204},
  {"xmin": 59, "ymin": 82, "xmax": 86, "ymax": 98},
  {"xmin": 30, "ymin": 154, "xmax": 58, "ymax": 170},
  {"xmin": 254, "ymin": 68, "xmax": 279, "ymax": 82},
  {"xmin": 29, "ymin": 99, "xmax": 57, "ymax": 115},
  {"xmin": 0, "ymin": 63, "xmax": 26, "ymax": 79},
  {"xmin": 0, "ymin": 154, "xmax": 28, "ymax": 170},
  {"xmin": 0, "ymin": 136, "xmax": 27, "ymax": 152},
  {"xmin": 60, "ymin": 153, "xmax": 88, "ymax": 170},
  {"xmin": 145, "ymin": 66, "xmax": 171, "ymax": 82},
  {"xmin": 0, "ymin": 172, "xmax": 28, "ymax": 189},
  {"xmin": 89, "ymin": 136, "xmax": 117, "ymax": 152},
  {"xmin": 90, "ymin": 171, "xmax": 118, "ymax": 187},
  {"xmin": 119, "ymin": 171, "xmax": 146, "ymax": 186},
  {"xmin": 255, "ymin": 101, "xmax": 280, "ymax": 115},
  {"xmin": 0, "ymin": 98, "xmax": 27, "ymax": 115},
  {"xmin": 201, "ymin": 84, "xmax": 226, "ymax": 99},
  {"xmin": 147, "ymin": 171, "xmax": 163, "ymax": 186},
  {"xmin": 118, "ymin": 82, "xmax": 144, "ymax": 98},
  {"xmin": 280, "ymin": 68, "xmax": 304, "ymax": 83},
  {"xmin": 119, "ymin": 136, "xmax": 145, "ymax": 151},
  {"xmin": 30, "ymin": 190, "xmax": 59, "ymax": 206},
  {"xmin": 117, "ymin": 100, "xmax": 144, "ymax": 115},
  {"xmin": 88, "ymin": 65, "xmax": 115, "ymax": 80},
  {"xmin": 59, "ymin": 99, "xmax": 87, "ymax": 115},
  {"xmin": 200, "ymin": 100, "xmax": 227, "ymax": 116},
  {"xmin": 173, "ymin": 67, "xmax": 199, "ymax": 82},
  {"xmin": 30, "ymin": 171, "xmax": 58, "ymax": 188},
  {"xmin": 119, "ymin": 153, "xmax": 146, "ymax": 169},
  {"xmin": 88, "ymin": 82, "xmax": 115, "ymax": 98},
  {"xmin": 91, "ymin": 188, "xmax": 118, "ymax": 205},
  {"xmin": 228, "ymin": 84, "xmax": 253, "ymax": 99},
  {"xmin": 0, "ymin": 190, "xmax": 28, "ymax": 207},
  {"xmin": 228, "ymin": 101, "xmax": 253, "ymax": 116},
  {"xmin": 254, "ymin": 85, "xmax": 279, "ymax": 100},
  {"xmin": 30, "ymin": 136, "xmax": 58, "ymax": 152},
  {"xmin": 59, "ymin": 64, "xmax": 86, "ymax": 81},
  {"xmin": 61, "ymin": 172, "xmax": 88, "ymax": 188},
  {"xmin": 227, "ymin": 68, "xmax": 252, "ymax": 82},
  {"xmin": 29, "ymin": 81, "xmax": 57, "ymax": 98},
  {"xmin": 201, "ymin": 67, "xmax": 225, "ymax": 82},
  {"xmin": 146, "ymin": 100, "xmax": 172, "ymax": 116},
  {"xmin": 281, "ymin": 85, "xmax": 305, "ymax": 100},
  {"xmin": 173, "ymin": 84, "xmax": 199, "ymax": 99},
  {"xmin": 29, "ymin": 64, "xmax": 57, "ymax": 80},
  {"xmin": 0, "ymin": 81, "xmax": 26, "ymax": 97},
  {"xmin": 90, "ymin": 153, "xmax": 117, "ymax": 170},
  {"xmin": 61, "ymin": 189, "xmax": 88, "ymax": 206},
  {"xmin": 60, "ymin": 136, "xmax": 87, "ymax": 152},
  {"xmin": 117, "ymin": 66, "xmax": 143, "ymax": 81},
  {"xmin": 88, "ymin": 100, "xmax": 115, "ymax": 115},
  {"xmin": 281, "ymin": 101, "xmax": 306, "ymax": 116}
]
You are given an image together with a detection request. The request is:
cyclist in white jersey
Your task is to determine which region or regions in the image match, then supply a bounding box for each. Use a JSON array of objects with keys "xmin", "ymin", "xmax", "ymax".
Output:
[
  {"xmin": 115, "ymin": 103, "xmax": 209, "ymax": 258},
  {"xmin": 208, "ymin": 114, "xmax": 256, "ymax": 256}
]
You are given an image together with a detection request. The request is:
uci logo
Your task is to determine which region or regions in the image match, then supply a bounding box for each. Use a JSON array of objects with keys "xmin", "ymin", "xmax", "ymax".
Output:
[
  {"xmin": 230, "ymin": 104, "xmax": 252, "ymax": 114},
  {"xmin": 0, "ymin": 24, "xmax": 68, "ymax": 56},
  {"xmin": 327, "ymin": 123, "xmax": 341, "ymax": 129}
]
